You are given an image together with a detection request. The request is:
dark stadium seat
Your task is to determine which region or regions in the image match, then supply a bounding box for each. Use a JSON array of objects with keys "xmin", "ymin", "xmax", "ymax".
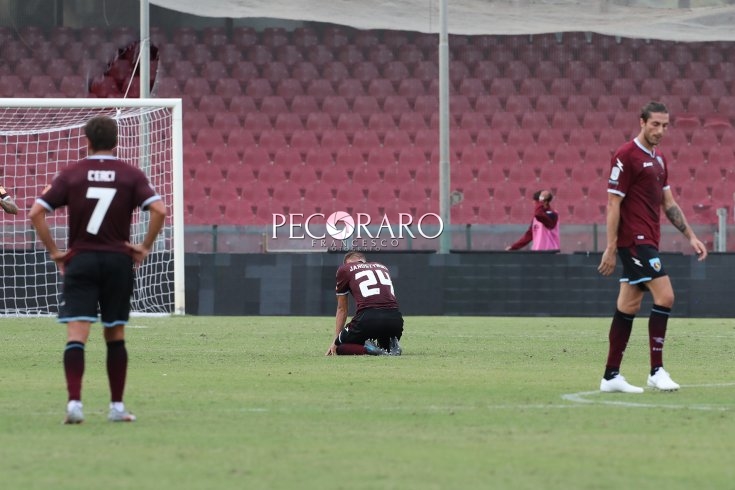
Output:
[
  {"xmin": 273, "ymin": 112, "xmax": 304, "ymax": 134},
  {"xmin": 291, "ymin": 61, "xmax": 320, "ymax": 83},
  {"xmin": 292, "ymin": 27, "xmax": 319, "ymax": 49},
  {"xmin": 0, "ymin": 75, "xmax": 25, "ymax": 96},
  {"xmin": 276, "ymin": 45, "xmax": 304, "ymax": 67},
  {"xmin": 683, "ymin": 61, "xmax": 711, "ymax": 83},
  {"xmin": 304, "ymin": 79, "xmax": 334, "ymax": 102},
  {"xmin": 321, "ymin": 61, "xmax": 350, "ymax": 83},
  {"xmin": 307, "ymin": 45, "xmax": 335, "ymax": 66},
  {"xmin": 550, "ymin": 111, "xmax": 581, "ymax": 130},
  {"xmin": 580, "ymin": 78, "xmax": 609, "ymax": 96},
  {"xmin": 594, "ymin": 62, "xmax": 620, "ymax": 84},
  {"xmin": 335, "ymin": 78, "xmax": 365, "ymax": 99}
]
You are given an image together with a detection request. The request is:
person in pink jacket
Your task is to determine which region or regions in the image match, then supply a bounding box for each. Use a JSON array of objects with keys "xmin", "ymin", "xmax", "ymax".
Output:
[{"xmin": 506, "ymin": 189, "xmax": 560, "ymax": 251}]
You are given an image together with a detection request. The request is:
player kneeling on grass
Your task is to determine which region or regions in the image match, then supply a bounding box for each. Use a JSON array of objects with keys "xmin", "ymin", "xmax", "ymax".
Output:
[
  {"xmin": 29, "ymin": 115, "xmax": 167, "ymax": 424},
  {"xmin": 326, "ymin": 251, "xmax": 404, "ymax": 356}
]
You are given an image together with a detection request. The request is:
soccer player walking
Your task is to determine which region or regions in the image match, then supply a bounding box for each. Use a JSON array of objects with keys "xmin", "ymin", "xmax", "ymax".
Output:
[
  {"xmin": 29, "ymin": 115, "xmax": 167, "ymax": 423},
  {"xmin": 326, "ymin": 251, "xmax": 404, "ymax": 356},
  {"xmin": 597, "ymin": 101, "xmax": 707, "ymax": 394}
]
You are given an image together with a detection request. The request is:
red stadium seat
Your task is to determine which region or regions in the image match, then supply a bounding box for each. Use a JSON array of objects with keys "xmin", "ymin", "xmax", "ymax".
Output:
[
  {"xmin": 352, "ymin": 95, "xmax": 381, "ymax": 117},
  {"xmin": 367, "ymin": 113, "xmax": 397, "ymax": 135},
  {"xmin": 335, "ymin": 79, "xmax": 365, "ymax": 100},
  {"xmin": 245, "ymin": 78, "xmax": 274, "ymax": 100},
  {"xmin": 242, "ymin": 112, "xmax": 273, "ymax": 132},
  {"xmin": 506, "ymin": 128, "xmax": 536, "ymax": 148},
  {"xmin": 304, "ymin": 147, "xmax": 335, "ymax": 168},
  {"xmin": 195, "ymin": 127, "xmax": 226, "ymax": 151},
  {"xmin": 306, "ymin": 45, "xmax": 335, "ymax": 66},
  {"xmin": 548, "ymin": 78, "xmax": 576, "ymax": 98},
  {"xmin": 382, "ymin": 95, "xmax": 413, "ymax": 119},
  {"xmin": 258, "ymin": 130, "xmax": 289, "ymax": 153},
  {"xmin": 305, "ymin": 79, "xmax": 334, "ymax": 102},
  {"xmin": 382, "ymin": 129, "xmax": 412, "ymax": 150},
  {"xmin": 211, "ymin": 112, "xmax": 240, "ymax": 131},
  {"xmin": 351, "ymin": 129, "xmax": 381, "ymax": 153},
  {"xmin": 550, "ymin": 111, "xmax": 581, "ymax": 130},
  {"xmin": 318, "ymin": 130, "xmax": 350, "ymax": 153},
  {"xmin": 335, "ymin": 113, "xmax": 365, "ymax": 134},
  {"xmin": 289, "ymin": 130, "xmax": 319, "ymax": 154},
  {"xmin": 321, "ymin": 61, "xmax": 350, "ymax": 83}
]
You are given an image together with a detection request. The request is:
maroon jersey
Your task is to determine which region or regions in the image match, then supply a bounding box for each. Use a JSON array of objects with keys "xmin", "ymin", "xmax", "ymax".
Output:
[
  {"xmin": 335, "ymin": 261, "xmax": 399, "ymax": 314},
  {"xmin": 607, "ymin": 139, "xmax": 669, "ymax": 248},
  {"xmin": 37, "ymin": 155, "xmax": 160, "ymax": 255}
]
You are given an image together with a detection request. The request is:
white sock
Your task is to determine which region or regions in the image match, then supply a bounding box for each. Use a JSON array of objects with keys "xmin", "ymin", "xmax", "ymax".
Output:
[
  {"xmin": 67, "ymin": 400, "xmax": 82, "ymax": 411},
  {"xmin": 110, "ymin": 402, "xmax": 125, "ymax": 412}
]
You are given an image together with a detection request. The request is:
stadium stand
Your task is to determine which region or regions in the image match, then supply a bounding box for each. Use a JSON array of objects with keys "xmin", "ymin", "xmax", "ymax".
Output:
[{"xmin": 9, "ymin": 25, "xmax": 733, "ymax": 230}]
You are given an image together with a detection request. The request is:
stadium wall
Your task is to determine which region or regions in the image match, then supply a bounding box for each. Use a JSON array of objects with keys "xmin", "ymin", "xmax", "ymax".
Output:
[{"xmin": 184, "ymin": 252, "xmax": 734, "ymax": 317}]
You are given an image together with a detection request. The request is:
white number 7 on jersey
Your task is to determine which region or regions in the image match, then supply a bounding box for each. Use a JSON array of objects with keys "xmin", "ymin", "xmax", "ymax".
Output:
[{"xmin": 86, "ymin": 187, "xmax": 117, "ymax": 235}]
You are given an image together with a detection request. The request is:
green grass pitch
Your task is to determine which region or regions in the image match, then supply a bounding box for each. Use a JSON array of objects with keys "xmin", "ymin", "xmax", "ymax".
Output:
[{"xmin": 1, "ymin": 316, "xmax": 734, "ymax": 490}]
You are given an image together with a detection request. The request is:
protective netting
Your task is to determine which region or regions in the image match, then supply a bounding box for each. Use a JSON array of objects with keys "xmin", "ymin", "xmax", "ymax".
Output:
[
  {"xmin": 0, "ymin": 103, "xmax": 176, "ymax": 315},
  {"xmin": 150, "ymin": 0, "xmax": 735, "ymax": 42}
]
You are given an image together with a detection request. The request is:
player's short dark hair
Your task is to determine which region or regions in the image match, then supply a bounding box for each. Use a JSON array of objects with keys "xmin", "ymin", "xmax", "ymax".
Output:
[
  {"xmin": 343, "ymin": 251, "xmax": 366, "ymax": 264},
  {"xmin": 84, "ymin": 116, "xmax": 118, "ymax": 152},
  {"xmin": 640, "ymin": 101, "xmax": 668, "ymax": 122}
]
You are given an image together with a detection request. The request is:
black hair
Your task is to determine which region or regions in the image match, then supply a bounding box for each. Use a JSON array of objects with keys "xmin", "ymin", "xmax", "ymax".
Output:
[
  {"xmin": 640, "ymin": 101, "xmax": 668, "ymax": 122},
  {"xmin": 84, "ymin": 115, "xmax": 118, "ymax": 152}
]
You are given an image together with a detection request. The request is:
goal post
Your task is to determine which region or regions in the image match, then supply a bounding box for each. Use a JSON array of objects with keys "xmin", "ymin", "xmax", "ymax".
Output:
[{"xmin": 0, "ymin": 98, "xmax": 184, "ymax": 316}]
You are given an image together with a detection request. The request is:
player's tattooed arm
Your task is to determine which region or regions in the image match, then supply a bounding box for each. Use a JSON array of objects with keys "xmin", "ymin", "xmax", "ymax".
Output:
[
  {"xmin": 0, "ymin": 196, "xmax": 18, "ymax": 215},
  {"xmin": 665, "ymin": 203, "xmax": 689, "ymax": 235}
]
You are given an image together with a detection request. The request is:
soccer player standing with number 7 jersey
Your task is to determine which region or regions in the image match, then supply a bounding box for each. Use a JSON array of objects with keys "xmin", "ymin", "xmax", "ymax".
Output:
[
  {"xmin": 29, "ymin": 115, "xmax": 167, "ymax": 424},
  {"xmin": 326, "ymin": 251, "xmax": 404, "ymax": 356}
]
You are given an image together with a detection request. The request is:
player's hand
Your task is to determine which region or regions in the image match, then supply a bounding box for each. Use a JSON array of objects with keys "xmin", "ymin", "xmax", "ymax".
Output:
[
  {"xmin": 598, "ymin": 247, "xmax": 617, "ymax": 276},
  {"xmin": 49, "ymin": 250, "xmax": 69, "ymax": 275},
  {"xmin": 325, "ymin": 343, "xmax": 337, "ymax": 356},
  {"xmin": 691, "ymin": 237, "xmax": 708, "ymax": 261},
  {"xmin": 126, "ymin": 242, "xmax": 151, "ymax": 266}
]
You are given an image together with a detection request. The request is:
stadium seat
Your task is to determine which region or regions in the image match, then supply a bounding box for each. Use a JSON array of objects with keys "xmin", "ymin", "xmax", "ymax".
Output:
[
  {"xmin": 273, "ymin": 113, "xmax": 304, "ymax": 134},
  {"xmin": 216, "ymin": 45, "xmax": 243, "ymax": 67},
  {"xmin": 305, "ymin": 79, "xmax": 334, "ymax": 102},
  {"xmin": 223, "ymin": 126, "xmax": 256, "ymax": 148},
  {"xmin": 288, "ymin": 165, "xmax": 318, "ymax": 188},
  {"xmin": 321, "ymin": 61, "xmax": 350, "ymax": 83},
  {"xmin": 229, "ymin": 96, "xmax": 258, "ymax": 119},
  {"xmin": 413, "ymin": 60, "xmax": 440, "ymax": 81},
  {"xmin": 245, "ymin": 78, "xmax": 274, "ymax": 100},
  {"xmin": 699, "ymin": 79, "xmax": 728, "ymax": 98},
  {"xmin": 382, "ymin": 95, "xmax": 413, "ymax": 119},
  {"xmin": 318, "ymin": 129, "xmax": 350, "ymax": 153},
  {"xmin": 210, "ymin": 147, "xmax": 242, "ymax": 168},
  {"xmin": 382, "ymin": 61, "xmax": 410, "ymax": 83},
  {"xmin": 351, "ymin": 95, "xmax": 381, "ymax": 117},
  {"xmin": 198, "ymin": 94, "xmax": 227, "ymax": 115},
  {"xmin": 335, "ymin": 113, "xmax": 365, "ymax": 134},
  {"xmin": 243, "ymin": 112, "xmax": 273, "ymax": 132},
  {"xmin": 335, "ymin": 78, "xmax": 365, "ymax": 99},
  {"xmin": 195, "ymin": 127, "xmax": 226, "ymax": 151},
  {"xmin": 547, "ymin": 78, "xmax": 576, "ymax": 98},
  {"xmin": 366, "ymin": 147, "xmax": 397, "ymax": 169},
  {"xmin": 506, "ymin": 128, "xmax": 536, "ymax": 148},
  {"xmin": 690, "ymin": 128, "xmax": 720, "ymax": 148},
  {"xmin": 306, "ymin": 45, "xmax": 335, "ymax": 66},
  {"xmin": 334, "ymin": 146, "xmax": 366, "ymax": 169},
  {"xmin": 349, "ymin": 129, "xmax": 380, "ymax": 153},
  {"xmin": 413, "ymin": 128, "xmax": 440, "ymax": 153},
  {"xmin": 273, "ymin": 147, "xmax": 304, "ymax": 168},
  {"xmin": 382, "ymin": 129, "xmax": 412, "ymax": 150},
  {"xmin": 684, "ymin": 61, "xmax": 711, "ymax": 83},
  {"xmin": 58, "ymin": 75, "xmax": 87, "ymax": 97},
  {"xmin": 686, "ymin": 95, "xmax": 716, "ymax": 115},
  {"xmin": 563, "ymin": 60, "xmax": 591, "ymax": 84},
  {"xmin": 550, "ymin": 111, "xmax": 581, "ymax": 130},
  {"xmin": 595, "ymin": 95, "xmax": 625, "ymax": 113},
  {"xmin": 211, "ymin": 112, "xmax": 240, "ymax": 131},
  {"xmin": 521, "ymin": 145, "xmax": 551, "ymax": 167},
  {"xmin": 488, "ymin": 78, "xmax": 517, "ymax": 97},
  {"xmin": 505, "ymin": 95, "xmax": 533, "ymax": 113},
  {"xmin": 518, "ymin": 78, "xmax": 547, "ymax": 97},
  {"xmin": 289, "ymin": 130, "xmax": 319, "ymax": 154},
  {"xmin": 535, "ymin": 95, "xmax": 564, "ymax": 115},
  {"xmin": 336, "ymin": 44, "xmax": 364, "ymax": 66},
  {"xmin": 581, "ymin": 113, "xmax": 611, "ymax": 132},
  {"xmin": 258, "ymin": 130, "xmax": 289, "ymax": 154},
  {"xmin": 231, "ymin": 61, "xmax": 259, "ymax": 80},
  {"xmin": 304, "ymin": 147, "xmax": 335, "ymax": 168},
  {"xmin": 291, "ymin": 61, "xmax": 320, "ymax": 83},
  {"xmin": 367, "ymin": 113, "xmax": 397, "ymax": 135}
]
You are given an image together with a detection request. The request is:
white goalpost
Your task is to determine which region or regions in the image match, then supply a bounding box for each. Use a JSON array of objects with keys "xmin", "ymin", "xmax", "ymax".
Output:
[{"xmin": 0, "ymin": 98, "xmax": 184, "ymax": 316}]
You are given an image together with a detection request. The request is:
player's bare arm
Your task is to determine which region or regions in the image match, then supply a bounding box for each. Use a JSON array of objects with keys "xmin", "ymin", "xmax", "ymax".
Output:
[
  {"xmin": 126, "ymin": 200, "xmax": 167, "ymax": 266},
  {"xmin": 598, "ymin": 193, "xmax": 622, "ymax": 276},
  {"xmin": 28, "ymin": 201, "xmax": 69, "ymax": 272},
  {"xmin": 662, "ymin": 188, "xmax": 707, "ymax": 261},
  {"xmin": 327, "ymin": 294, "xmax": 349, "ymax": 356},
  {"xmin": 0, "ymin": 186, "xmax": 18, "ymax": 215}
]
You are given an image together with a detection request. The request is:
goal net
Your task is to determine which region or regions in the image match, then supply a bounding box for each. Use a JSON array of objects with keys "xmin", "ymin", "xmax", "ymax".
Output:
[{"xmin": 0, "ymin": 98, "xmax": 184, "ymax": 316}]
